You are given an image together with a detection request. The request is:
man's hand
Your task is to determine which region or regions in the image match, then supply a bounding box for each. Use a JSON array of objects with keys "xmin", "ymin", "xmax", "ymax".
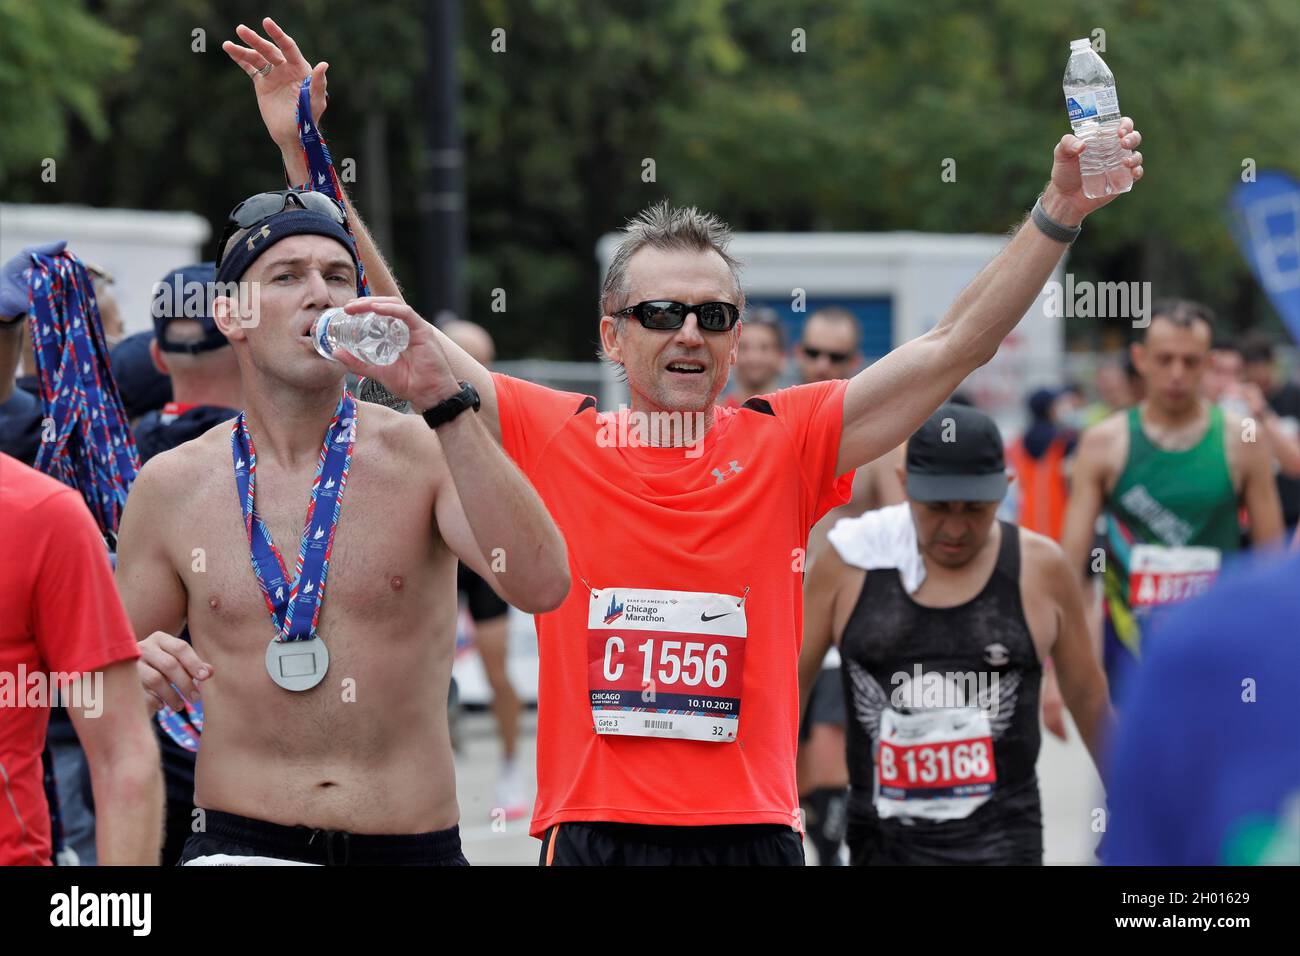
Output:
[
  {"xmin": 1043, "ymin": 118, "xmax": 1144, "ymax": 226},
  {"xmin": 137, "ymin": 631, "xmax": 212, "ymax": 714},
  {"xmin": 0, "ymin": 240, "xmax": 67, "ymax": 318},
  {"xmin": 222, "ymin": 18, "xmax": 327, "ymax": 161},
  {"xmin": 333, "ymin": 297, "xmax": 464, "ymax": 412}
]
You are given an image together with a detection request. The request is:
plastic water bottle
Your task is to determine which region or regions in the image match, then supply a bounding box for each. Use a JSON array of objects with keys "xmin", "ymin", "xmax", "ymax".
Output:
[
  {"xmin": 310, "ymin": 307, "xmax": 409, "ymax": 365},
  {"xmin": 1063, "ymin": 38, "xmax": 1133, "ymax": 200}
]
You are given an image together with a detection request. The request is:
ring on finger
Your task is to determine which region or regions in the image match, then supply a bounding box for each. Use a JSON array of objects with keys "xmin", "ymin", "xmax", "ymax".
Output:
[{"xmin": 257, "ymin": 63, "xmax": 274, "ymax": 77}]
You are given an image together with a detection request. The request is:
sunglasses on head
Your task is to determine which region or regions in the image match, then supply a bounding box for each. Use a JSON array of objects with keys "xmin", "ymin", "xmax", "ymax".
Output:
[
  {"xmin": 214, "ymin": 189, "xmax": 347, "ymax": 268},
  {"xmin": 614, "ymin": 300, "xmax": 741, "ymax": 332},
  {"xmin": 800, "ymin": 345, "xmax": 852, "ymax": 363}
]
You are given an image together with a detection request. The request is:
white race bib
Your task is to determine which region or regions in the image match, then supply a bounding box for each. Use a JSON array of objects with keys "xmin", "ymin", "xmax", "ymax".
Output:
[
  {"xmin": 587, "ymin": 587, "xmax": 746, "ymax": 743},
  {"xmin": 1129, "ymin": 544, "xmax": 1221, "ymax": 611},
  {"xmin": 875, "ymin": 707, "xmax": 996, "ymax": 821}
]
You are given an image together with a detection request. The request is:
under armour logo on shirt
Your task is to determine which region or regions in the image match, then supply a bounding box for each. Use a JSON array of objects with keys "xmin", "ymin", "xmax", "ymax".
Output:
[{"xmin": 712, "ymin": 460, "xmax": 744, "ymax": 485}]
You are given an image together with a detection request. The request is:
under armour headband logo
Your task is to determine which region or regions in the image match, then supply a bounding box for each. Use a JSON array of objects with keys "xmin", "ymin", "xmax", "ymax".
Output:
[{"xmin": 246, "ymin": 226, "xmax": 271, "ymax": 252}]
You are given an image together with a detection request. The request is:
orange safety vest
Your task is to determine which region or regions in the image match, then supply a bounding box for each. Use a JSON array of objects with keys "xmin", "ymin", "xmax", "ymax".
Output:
[{"xmin": 1008, "ymin": 437, "xmax": 1070, "ymax": 541}]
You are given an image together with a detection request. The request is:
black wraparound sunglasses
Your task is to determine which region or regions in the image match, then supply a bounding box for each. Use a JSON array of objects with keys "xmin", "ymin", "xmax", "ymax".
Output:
[
  {"xmin": 615, "ymin": 300, "xmax": 741, "ymax": 332},
  {"xmin": 214, "ymin": 189, "xmax": 347, "ymax": 268},
  {"xmin": 800, "ymin": 345, "xmax": 853, "ymax": 363}
]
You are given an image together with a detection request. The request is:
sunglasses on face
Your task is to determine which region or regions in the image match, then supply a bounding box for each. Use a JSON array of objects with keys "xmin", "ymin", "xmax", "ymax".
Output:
[
  {"xmin": 214, "ymin": 190, "xmax": 347, "ymax": 268},
  {"xmin": 800, "ymin": 345, "xmax": 852, "ymax": 364},
  {"xmin": 615, "ymin": 300, "xmax": 741, "ymax": 332}
]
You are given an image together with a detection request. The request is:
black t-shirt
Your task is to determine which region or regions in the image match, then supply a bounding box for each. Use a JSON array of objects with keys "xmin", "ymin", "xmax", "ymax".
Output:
[{"xmin": 1268, "ymin": 381, "xmax": 1300, "ymax": 526}]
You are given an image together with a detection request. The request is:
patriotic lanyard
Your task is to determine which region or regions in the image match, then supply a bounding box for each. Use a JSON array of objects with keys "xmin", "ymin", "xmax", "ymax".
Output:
[
  {"xmin": 231, "ymin": 391, "xmax": 356, "ymax": 683},
  {"xmin": 28, "ymin": 252, "xmax": 139, "ymax": 547},
  {"xmin": 156, "ymin": 696, "xmax": 204, "ymax": 752},
  {"xmin": 292, "ymin": 77, "xmax": 369, "ymax": 296}
]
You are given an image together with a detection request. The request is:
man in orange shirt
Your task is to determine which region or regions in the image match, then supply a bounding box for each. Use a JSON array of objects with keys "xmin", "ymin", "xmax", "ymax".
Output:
[{"xmin": 228, "ymin": 17, "xmax": 1145, "ymax": 865}]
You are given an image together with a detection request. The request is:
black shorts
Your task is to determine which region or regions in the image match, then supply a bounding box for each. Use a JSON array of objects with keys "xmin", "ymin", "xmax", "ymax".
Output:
[
  {"xmin": 798, "ymin": 667, "xmax": 846, "ymax": 742},
  {"xmin": 458, "ymin": 563, "xmax": 509, "ymax": 622},
  {"xmin": 179, "ymin": 809, "xmax": 470, "ymax": 866},
  {"xmin": 539, "ymin": 822, "xmax": 804, "ymax": 866}
]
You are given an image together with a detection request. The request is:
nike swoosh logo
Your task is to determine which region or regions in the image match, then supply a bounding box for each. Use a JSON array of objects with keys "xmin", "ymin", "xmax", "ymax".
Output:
[{"xmin": 700, "ymin": 612, "xmax": 732, "ymax": 622}]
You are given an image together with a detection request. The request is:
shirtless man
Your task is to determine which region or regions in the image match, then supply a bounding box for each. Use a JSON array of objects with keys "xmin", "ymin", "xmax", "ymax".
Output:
[
  {"xmin": 114, "ymin": 201, "xmax": 569, "ymax": 863},
  {"xmin": 799, "ymin": 404, "xmax": 1113, "ymax": 864},
  {"xmin": 1060, "ymin": 299, "xmax": 1283, "ymax": 705}
]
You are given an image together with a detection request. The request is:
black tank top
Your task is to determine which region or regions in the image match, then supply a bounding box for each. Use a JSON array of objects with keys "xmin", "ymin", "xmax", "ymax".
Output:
[{"xmin": 838, "ymin": 521, "xmax": 1044, "ymax": 864}]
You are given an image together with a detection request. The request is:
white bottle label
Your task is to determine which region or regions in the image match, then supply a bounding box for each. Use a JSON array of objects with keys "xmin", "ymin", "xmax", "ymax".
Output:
[{"xmin": 1066, "ymin": 86, "xmax": 1119, "ymax": 123}]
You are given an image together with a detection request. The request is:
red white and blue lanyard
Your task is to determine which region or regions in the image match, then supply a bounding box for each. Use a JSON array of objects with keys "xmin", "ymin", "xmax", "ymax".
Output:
[
  {"xmin": 293, "ymin": 77, "xmax": 369, "ymax": 296},
  {"xmin": 231, "ymin": 390, "xmax": 356, "ymax": 647},
  {"xmin": 27, "ymin": 252, "xmax": 139, "ymax": 546}
]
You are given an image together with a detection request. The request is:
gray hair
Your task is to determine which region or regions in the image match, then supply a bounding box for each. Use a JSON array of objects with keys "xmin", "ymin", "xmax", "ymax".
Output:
[{"xmin": 600, "ymin": 200, "xmax": 744, "ymax": 318}]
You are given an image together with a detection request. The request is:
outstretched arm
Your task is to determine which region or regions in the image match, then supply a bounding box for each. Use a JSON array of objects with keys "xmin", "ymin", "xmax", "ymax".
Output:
[
  {"xmin": 223, "ymin": 17, "xmax": 500, "ymax": 434},
  {"xmin": 836, "ymin": 125, "xmax": 1144, "ymax": 474}
]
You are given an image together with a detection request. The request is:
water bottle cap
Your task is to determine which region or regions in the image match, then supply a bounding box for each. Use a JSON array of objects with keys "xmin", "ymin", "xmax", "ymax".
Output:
[{"xmin": 1070, "ymin": 38, "xmax": 1092, "ymax": 51}]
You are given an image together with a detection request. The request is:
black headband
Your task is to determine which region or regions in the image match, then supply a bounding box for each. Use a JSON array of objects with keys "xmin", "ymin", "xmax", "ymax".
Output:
[{"xmin": 214, "ymin": 208, "xmax": 362, "ymax": 294}]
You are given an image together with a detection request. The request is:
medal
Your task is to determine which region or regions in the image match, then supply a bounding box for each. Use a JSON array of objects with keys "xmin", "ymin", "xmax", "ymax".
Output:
[
  {"xmin": 232, "ymin": 390, "xmax": 356, "ymax": 692},
  {"xmin": 265, "ymin": 636, "xmax": 330, "ymax": 692}
]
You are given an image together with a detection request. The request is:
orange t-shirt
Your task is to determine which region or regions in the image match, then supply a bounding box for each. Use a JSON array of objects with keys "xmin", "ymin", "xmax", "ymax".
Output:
[
  {"xmin": 493, "ymin": 374, "xmax": 852, "ymax": 835},
  {"xmin": 0, "ymin": 454, "xmax": 141, "ymax": 866}
]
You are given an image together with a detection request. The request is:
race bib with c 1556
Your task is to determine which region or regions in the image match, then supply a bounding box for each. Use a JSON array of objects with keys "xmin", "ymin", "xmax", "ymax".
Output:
[{"xmin": 587, "ymin": 586, "xmax": 746, "ymax": 742}]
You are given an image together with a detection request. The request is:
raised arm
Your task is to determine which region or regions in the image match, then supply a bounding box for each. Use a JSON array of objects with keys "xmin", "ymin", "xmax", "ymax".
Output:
[
  {"xmin": 223, "ymin": 17, "xmax": 501, "ymax": 436},
  {"xmin": 836, "ymin": 125, "xmax": 1144, "ymax": 474}
]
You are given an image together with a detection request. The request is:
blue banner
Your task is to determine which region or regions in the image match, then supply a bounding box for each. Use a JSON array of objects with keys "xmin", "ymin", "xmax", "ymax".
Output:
[{"xmin": 1229, "ymin": 171, "xmax": 1300, "ymax": 344}]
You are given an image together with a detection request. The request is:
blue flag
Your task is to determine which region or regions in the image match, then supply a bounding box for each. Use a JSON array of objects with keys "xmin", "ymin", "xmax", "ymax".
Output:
[{"xmin": 1229, "ymin": 170, "xmax": 1300, "ymax": 344}]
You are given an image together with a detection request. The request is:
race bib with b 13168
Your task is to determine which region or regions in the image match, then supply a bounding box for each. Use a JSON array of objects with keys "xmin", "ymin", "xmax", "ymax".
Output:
[
  {"xmin": 1128, "ymin": 544, "xmax": 1221, "ymax": 613},
  {"xmin": 875, "ymin": 707, "xmax": 997, "ymax": 822},
  {"xmin": 587, "ymin": 587, "xmax": 746, "ymax": 742}
]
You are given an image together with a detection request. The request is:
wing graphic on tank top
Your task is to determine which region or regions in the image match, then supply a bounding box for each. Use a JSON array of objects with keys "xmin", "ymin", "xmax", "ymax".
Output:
[
  {"xmin": 977, "ymin": 670, "xmax": 1021, "ymax": 739},
  {"xmin": 845, "ymin": 658, "xmax": 890, "ymax": 741}
]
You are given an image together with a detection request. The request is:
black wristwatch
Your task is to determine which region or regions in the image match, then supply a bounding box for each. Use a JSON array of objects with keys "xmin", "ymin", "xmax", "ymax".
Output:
[{"xmin": 421, "ymin": 381, "xmax": 481, "ymax": 429}]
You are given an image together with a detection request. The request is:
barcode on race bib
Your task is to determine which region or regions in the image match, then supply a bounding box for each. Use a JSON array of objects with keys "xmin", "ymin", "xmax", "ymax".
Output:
[{"xmin": 644, "ymin": 719, "xmax": 673, "ymax": 730}]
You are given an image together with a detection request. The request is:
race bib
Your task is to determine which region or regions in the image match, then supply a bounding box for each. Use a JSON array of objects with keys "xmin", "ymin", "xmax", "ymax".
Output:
[
  {"xmin": 1128, "ymin": 544, "xmax": 1221, "ymax": 611},
  {"xmin": 875, "ymin": 707, "xmax": 996, "ymax": 821},
  {"xmin": 587, "ymin": 586, "xmax": 746, "ymax": 742}
]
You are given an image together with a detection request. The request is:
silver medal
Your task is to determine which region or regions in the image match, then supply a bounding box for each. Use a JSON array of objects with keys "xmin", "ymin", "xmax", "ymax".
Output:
[{"xmin": 265, "ymin": 636, "xmax": 329, "ymax": 692}]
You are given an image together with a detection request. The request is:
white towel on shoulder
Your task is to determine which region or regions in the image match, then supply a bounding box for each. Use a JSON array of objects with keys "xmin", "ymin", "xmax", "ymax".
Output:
[{"xmin": 826, "ymin": 502, "xmax": 926, "ymax": 595}]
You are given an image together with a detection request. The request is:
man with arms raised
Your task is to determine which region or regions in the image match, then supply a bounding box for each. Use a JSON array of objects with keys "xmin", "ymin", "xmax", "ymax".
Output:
[
  {"xmin": 115, "ymin": 201, "xmax": 569, "ymax": 863},
  {"xmin": 227, "ymin": 17, "xmax": 1143, "ymax": 865}
]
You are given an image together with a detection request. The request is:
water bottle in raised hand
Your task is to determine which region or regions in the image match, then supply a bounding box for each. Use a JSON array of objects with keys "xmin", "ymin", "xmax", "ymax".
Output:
[
  {"xmin": 1063, "ymin": 38, "xmax": 1133, "ymax": 200},
  {"xmin": 311, "ymin": 307, "xmax": 410, "ymax": 366}
]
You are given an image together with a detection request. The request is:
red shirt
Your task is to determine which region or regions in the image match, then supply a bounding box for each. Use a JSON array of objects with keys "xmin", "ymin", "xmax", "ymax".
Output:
[
  {"xmin": 494, "ymin": 376, "xmax": 852, "ymax": 835},
  {"xmin": 0, "ymin": 454, "xmax": 140, "ymax": 866}
]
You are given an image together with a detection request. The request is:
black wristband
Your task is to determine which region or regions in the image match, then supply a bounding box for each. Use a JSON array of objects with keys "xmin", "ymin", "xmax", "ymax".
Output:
[{"xmin": 1031, "ymin": 195, "xmax": 1082, "ymax": 244}]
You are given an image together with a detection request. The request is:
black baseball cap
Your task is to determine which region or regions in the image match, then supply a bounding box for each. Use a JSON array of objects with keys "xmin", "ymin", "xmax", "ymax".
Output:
[
  {"xmin": 151, "ymin": 262, "xmax": 228, "ymax": 354},
  {"xmin": 905, "ymin": 403, "xmax": 1007, "ymax": 502}
]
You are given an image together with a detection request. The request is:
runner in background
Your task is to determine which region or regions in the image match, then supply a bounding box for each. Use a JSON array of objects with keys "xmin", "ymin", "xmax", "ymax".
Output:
[
  {"xmin": 723, "ymin": 306, "xmax": 786, "ymax": 408},
  {"xmin": 1061, "ymin": 300, "xmax": 1284, "ymax": 707},
  {"xmin": 800, "ymin": 405, "xmax": 1112, "ymax": 865},
  {"xmin": 1240, "ymin": 332, "xmax": 1300, "ymax": 537},
  {"xmin": 444, "ymin": 319, "xmax": 527, "ymax": 821}
]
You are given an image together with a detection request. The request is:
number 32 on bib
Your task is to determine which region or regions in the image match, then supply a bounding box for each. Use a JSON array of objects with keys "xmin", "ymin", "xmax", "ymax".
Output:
[{"xmin": 587, "ymin": 587, "xmax": 746, "ymax": 742}]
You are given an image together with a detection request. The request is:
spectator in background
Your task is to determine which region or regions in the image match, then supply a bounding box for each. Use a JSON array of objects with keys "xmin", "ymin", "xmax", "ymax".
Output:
[
  {"xmin": 795, "ymin": 306, "xmax": 863, "ymax": 385},
  {"xmin": 133, "ymin": 262, "xmax": 242, "ymax": 463},
  {"xmin": 110, "ymin": 332, "xmax": 173, "ymax": 429},
  {"xmin": 442, "ymin": 318, "xmax": 528, "ymax": 821},
  {"xmin": 724, "ymin": 306, "xmax": 786, "ymax": 407},
  {"xmin": 13, "ymin": 259, "xmax": 123, "ymax": 400},
  {"xmin": 1241, "ymin": 332, "xmax": 1300, "ymax": 537},
  {"xmin": 1204, "ymin": 337, "xmax": 1246, "ymax": 412},
  {"xmin": 1007, "ymin": 387, "xmax": 1080, "ymax": 542},
  {"xmin": 1084, "ymin": 357, "xmax": 1138, "ymax": 427}
]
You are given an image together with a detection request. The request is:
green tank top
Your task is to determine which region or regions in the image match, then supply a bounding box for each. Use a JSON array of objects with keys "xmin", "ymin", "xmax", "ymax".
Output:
[{"xmin": 1103, "ymin": 403, "xmax": 1239, "ymax": 653}]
